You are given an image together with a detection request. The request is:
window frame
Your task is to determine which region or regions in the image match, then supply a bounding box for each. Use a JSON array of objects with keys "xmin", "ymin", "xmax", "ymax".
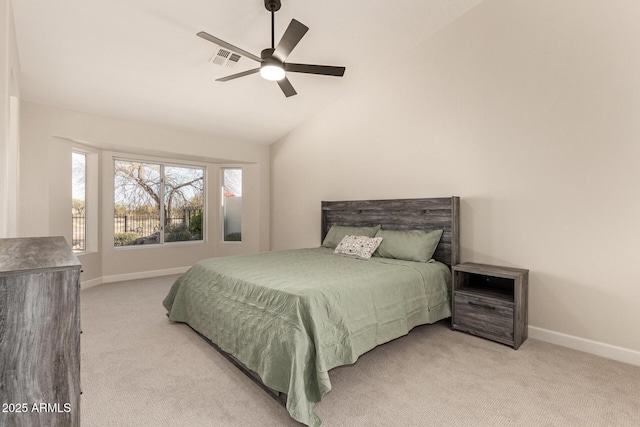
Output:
[
  {"xmin": 113, "ymin": 157, "xmax": 207, "ymax": 249},
  {"xmin": 72, "ymin": 151, "xmax": 87, "ymax": 253},
  {"xmin": 221, "ymin": 167, "xmax": 242, "ymax": 244},
  {"xmin": 71, "ymin": 146, "xmax": 99, "ymax": 254}
]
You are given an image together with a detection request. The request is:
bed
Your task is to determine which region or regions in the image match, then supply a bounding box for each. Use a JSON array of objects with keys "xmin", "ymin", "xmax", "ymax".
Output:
[{"xmin": 163, "ymin": 197, "xmax": 460, "ymax": 426}]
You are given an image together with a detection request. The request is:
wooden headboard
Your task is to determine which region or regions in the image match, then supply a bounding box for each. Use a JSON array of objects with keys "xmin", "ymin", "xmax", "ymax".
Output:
[{"xmin": 321, "ymin": 197, "xmax": 460, "ymax": 268}]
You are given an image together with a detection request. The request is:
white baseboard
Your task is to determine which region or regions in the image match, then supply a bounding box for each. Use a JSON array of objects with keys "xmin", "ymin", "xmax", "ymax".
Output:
[
  {"xmin": 80, "ymin": 267, "xmax": 189, "ymax": 290},
  {"xmin": 529, "ymin": 326, "xmax": 640, "ymax": 367}
]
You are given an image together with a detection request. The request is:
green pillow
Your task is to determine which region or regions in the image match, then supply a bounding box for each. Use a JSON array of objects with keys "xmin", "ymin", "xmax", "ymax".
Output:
[
  {"xmin": 322, "ymin": 225, "xmax": 381, "ymax": 248},
  {"xmin": 374, "ymin": 229, "xmax": 443, "ymax": 262}
]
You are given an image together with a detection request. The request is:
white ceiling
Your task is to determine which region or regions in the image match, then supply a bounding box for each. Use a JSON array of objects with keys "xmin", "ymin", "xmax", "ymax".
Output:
[{"xmin": 12, "ymin": 0, "xmax": 482, "ymax": 145}]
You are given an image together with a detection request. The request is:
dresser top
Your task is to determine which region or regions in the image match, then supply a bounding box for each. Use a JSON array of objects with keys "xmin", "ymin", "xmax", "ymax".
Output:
[{"xmin": 0, "ymin": 236, "xmax": 81, "ymax": 274}]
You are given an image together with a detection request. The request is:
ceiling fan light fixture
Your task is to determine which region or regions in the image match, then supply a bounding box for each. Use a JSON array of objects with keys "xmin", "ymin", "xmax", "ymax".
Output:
[{"xmin": 260, "ymin": 64, "xmax": 285, "ymax": 81}]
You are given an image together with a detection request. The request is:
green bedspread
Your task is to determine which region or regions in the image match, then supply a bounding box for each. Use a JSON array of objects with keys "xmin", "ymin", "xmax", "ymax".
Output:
[{"xmin": 163, "ymin": 247, "xmax": 451, "ymax": 426}]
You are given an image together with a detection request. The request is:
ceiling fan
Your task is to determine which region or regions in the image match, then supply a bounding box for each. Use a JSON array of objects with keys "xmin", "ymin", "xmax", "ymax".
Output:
[{"xmin": 197, "ymin": 0, "xmax": 346, "ymax": 97}]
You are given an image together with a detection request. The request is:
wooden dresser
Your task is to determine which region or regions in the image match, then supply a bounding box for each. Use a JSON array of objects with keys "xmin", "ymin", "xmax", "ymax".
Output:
[{"xmin": 0, "ymin": 237, "xmax": 82, "ymax": 426}]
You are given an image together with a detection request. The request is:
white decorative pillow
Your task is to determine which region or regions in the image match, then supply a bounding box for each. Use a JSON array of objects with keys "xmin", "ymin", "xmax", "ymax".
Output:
[{"xmin": 334, "ymin": 235, "xmax": 383, "ymax": 259}]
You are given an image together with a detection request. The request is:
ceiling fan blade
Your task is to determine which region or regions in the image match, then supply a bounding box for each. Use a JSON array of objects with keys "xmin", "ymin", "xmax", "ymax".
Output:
[
  {"xmin": 284, "ymin": 63, "xmax": 346, "ymax": 77},
  {"xmin": 197, "ymin": 31, "xmax": 262, "ymax": 63},
  {"xmin": 277, "ymin": 77, "xmax": 297, "ymax": 97},
  {"xmin": 216, "ymin": 68, "xmax": 260, "ymax": 82},
  {"xmin": 272, "ymin": 19, "xmax": 309, "ymax": 62}
]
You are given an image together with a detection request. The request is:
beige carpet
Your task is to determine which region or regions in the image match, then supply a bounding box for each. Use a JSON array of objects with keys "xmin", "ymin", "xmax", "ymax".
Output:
[{"xmin": 81, "ymin": 276, "xmax": 640, "ymax": 426}]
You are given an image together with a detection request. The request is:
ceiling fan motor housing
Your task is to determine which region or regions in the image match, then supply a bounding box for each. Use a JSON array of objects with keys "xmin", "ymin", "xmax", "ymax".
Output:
[
  {"xmin": 261, "ymin": 48, "xmax": 282, "ymax": 70},
  {"xmin": 261, "ymin": 48, "xmax": 276, "ymax": 61}
]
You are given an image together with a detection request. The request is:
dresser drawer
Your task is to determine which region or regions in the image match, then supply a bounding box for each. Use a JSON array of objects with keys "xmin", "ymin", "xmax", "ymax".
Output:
[{"xmin": 453, "ymin": 293, "xmax": 514, "ymax": 345}]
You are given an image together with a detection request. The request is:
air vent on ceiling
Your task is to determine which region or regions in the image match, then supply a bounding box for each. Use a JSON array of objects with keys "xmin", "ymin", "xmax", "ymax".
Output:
[{"xmin": 210, "ymin": 48, "xmax": 241, "ymax": 68}]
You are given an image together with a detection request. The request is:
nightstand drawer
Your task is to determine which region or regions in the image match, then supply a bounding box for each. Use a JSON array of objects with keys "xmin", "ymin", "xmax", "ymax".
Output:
[{"xmin": 453, "ymin": 293, "xmax": 514, "ymax": 345}]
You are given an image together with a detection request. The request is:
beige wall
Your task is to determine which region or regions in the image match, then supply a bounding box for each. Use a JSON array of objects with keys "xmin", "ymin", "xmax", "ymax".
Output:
[
  {"xmin": 19, "ymin": 102, "xmax": 270, "ymax": 283},
  {"xmin": 271, "ymin": 0, "xmax": 640, "ymax": 357},
  {"xmin": 0, "ymin": 0, "xmax": 20, "ymax": 238}
]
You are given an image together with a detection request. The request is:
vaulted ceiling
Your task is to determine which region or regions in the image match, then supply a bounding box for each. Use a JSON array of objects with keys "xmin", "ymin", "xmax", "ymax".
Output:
[{"xmin": 12, "ymin": 0, "xmax": 482, "ymax": 145}]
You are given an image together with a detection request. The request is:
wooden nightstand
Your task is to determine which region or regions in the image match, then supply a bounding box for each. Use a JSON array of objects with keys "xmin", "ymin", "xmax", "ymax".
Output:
[{"xmin": 452, "ymin": 262, "xmax": 529, "ymax": 349}]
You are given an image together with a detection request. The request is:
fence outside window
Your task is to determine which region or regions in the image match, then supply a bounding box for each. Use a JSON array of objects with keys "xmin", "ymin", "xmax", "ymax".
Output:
[
  {"xmin": 114, "ymin": 208, "xmax": 203, "ymax": 245},
  {"xmin": 72, "ymin": 208, "xmax": 203, "ymax": 248},
  {"xmin": 72, "ymin": 215, "xmax": 85, "ymax": 252}
]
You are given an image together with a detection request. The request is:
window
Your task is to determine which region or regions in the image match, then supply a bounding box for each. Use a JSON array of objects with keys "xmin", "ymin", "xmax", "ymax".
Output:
[
  {"xmin": 114, "ymin": 159, "xmax": 205, "ymax": 246},
  {"xmin": 72, "ymin": 149, "xmax": 98, "ymax": 253},
  {"xmin": 72, "ymin": 152, "xmax": 86, "ymax": 252},
  {"xmin": 222, "ymin": 168, "xmax": 242, "ymax": 242}
]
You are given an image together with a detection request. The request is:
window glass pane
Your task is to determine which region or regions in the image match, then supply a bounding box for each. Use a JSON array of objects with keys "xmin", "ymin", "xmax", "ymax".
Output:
[
  {"xmin": 72, "ymin": 152, "xmax": 86, "ymax": 252},
  {"xmin": 164, "ymin": 166, "xmax": 205, "ymax": 243},
  {"xmin": 222, "ymin": 168, "xmax": 242, "ymax": 242},
  {"xmin": 114, "ymin": 160, "xmax": 161, "ymax": 246}
]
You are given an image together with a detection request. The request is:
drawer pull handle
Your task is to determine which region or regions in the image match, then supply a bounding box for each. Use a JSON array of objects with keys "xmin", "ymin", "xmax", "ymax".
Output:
[{"xmin": 468, "ymin": 301, "xmax": 496, "ymax": 310}]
